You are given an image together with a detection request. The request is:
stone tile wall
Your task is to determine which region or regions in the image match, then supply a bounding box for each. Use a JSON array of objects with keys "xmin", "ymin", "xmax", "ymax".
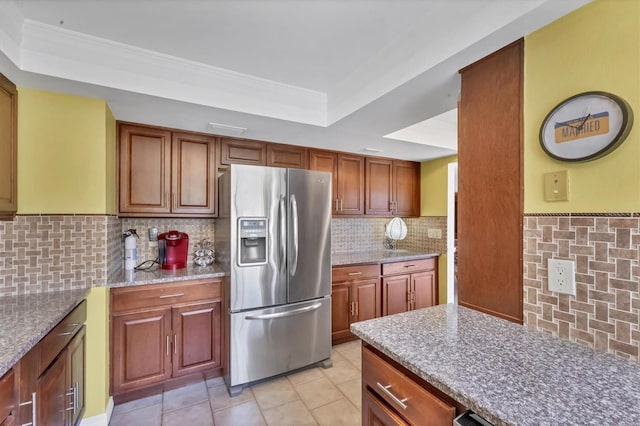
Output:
[
  {"xmin": 523, "ymin": 214, "xmax": 640, "ymax": 361},
  {"xmin": 0, "ymin": 215, "xmax": 112, "ymax": 295}
]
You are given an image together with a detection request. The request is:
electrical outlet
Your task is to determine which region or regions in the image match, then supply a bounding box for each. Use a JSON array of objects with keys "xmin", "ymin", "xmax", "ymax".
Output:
[
  {"xmin": 548, "ymin": 259, "xmax": 576, "ymax": 296},
  {"xmin": 149, "ymin": 227, "xmax": 158, "ymax": 248}
]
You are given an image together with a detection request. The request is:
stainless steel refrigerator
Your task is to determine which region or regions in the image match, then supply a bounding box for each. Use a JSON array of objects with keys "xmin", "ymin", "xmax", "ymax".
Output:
[{"xmin": 216, "ymin": 164, "xmax": 332, "ymax": 395}]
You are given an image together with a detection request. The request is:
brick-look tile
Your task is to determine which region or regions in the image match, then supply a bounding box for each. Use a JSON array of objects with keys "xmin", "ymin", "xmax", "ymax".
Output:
[
  {"xmin": 616, "ymin": 228, "xmax": 631, "ymax": 248},
  {"xmin": 616, "ymin": 259, "xmax": 632, "ymax": 280},
  {"xmin": 609, "ymin": 218, "xmax": 640, "ymax": 229},
  {"xmin": 616, "ymin": 290, "xmax": 631, "ymax": 311}
]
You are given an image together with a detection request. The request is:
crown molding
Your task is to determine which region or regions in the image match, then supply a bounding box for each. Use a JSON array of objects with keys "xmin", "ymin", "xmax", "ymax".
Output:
[{"xmin": 15, "ymin": 19, "xmax": 327, "ymax": 126}]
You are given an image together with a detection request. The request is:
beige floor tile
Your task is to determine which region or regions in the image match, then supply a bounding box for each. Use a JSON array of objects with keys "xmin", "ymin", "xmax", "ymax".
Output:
[
  {"xmin": 163, "ymin": 380, "xmax": 208, "ymax": 412},
  {"xmin": 322, "ymin": 358, "xmax": 361, "ymax": 385},
  {"xmin": 333, "ymin": 340, "xmax": 361, "ymax": 354},
  {"xmin": 337, "ymin": 378, "xmax": 362, "ymax": 409},
  {"xmin": 312, "ymin": 398, "xmax": 361, "ymax": 426},
  {"xmin": 206, "ymin": 375, "xmax": 225, "ymax": 388},
  {"xmin": 340, "ymin": 346, "xmax": 362, "ymax": 368},
  {"xmin": 213, "ymin": 400, "xmax": 266, "ymax": 426},
  {"xmin": 112, "ymin": 393, "xmax": 162, "ymax": 416},
  {"xmin": 251, "ymin": 376, "xmax": 299, "ymax": 410},
  {"xmin": 331, "ymin": 348, "xmax": 347, "ymax": 363},
  {"xmin": 209, "ymin": 383, "xmax": 255, "ymax": 412},
  {"xmin": 162, "ymin": 400, "xmax": 214, "ymax": 426},
  {"xmin": 262, "ymin": 399, "xmax": 319, "ymax": 426},
  {"xmin": 294, "ymin": 376, "xmax": 344, "ymax": 410},
  {"xmin": 287, "ymin": 367, "xmax": 325, "ymax": 386},
  {"xmin": 108, "ymin": 403, "xmax": 162, "ymax": 426}
]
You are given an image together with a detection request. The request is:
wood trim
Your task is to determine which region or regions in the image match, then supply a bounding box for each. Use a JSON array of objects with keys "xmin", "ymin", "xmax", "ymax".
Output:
[{"xmin": 0, "ymin": 72, "xmax": 17, "ymax": 218}]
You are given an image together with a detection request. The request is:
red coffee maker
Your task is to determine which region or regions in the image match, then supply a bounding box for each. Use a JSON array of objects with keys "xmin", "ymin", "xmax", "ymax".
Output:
[{"xmin": 158, "ymin": 230, "xmax": 189, "ymax": 270}]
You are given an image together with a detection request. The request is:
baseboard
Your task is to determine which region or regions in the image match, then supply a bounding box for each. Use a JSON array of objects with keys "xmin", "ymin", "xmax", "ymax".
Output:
[{"xmin": 80, "ymin": 397, "xmax": 114, "ymax": 426}]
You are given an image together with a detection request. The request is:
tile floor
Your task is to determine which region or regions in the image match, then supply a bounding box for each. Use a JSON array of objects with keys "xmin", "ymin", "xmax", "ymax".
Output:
[{"xmin": 108, "ymin": 340, "xmax": 363, "ymax": 426}]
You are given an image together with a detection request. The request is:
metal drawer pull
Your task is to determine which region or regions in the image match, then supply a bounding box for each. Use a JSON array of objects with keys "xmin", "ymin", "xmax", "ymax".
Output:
[
  {"xmin": 58, "ymin": 332, "xmax": 75, "ymax": 336},
  {"xmin": 404, "ymin": 264, "xmax": 416, "ymax": 268},
  {"xmin": 376, "ymin": 382, "xmax": 408, "ymax": 410},
  {"xmin": 20, "ymin": 392, "xmax": 37, "ymax": 426},
  {"xmin": 166, "ymin": 335, "xmax": 170, "ymax": 356},
  {"xmin": 347, "ymin": 272, "xmax": 362, "ymax": 276},
  {"xmin": 159, "ymin": 293, "xmax": 185, "ymax": 299}
]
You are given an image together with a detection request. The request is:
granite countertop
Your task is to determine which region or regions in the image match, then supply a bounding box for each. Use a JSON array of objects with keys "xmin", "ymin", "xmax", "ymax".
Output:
[
  {"xmin": 0, "ymin": 288, "xmax": 88, "ymax": 378},
  {"xmin": 332, "ymin": 249, "xmax": 439, "ymax": 266},
  {"xmin": 351, "ymin": 304, "xmax": 640, "ymax": 426},
  {"xmin": 109, "ymin": 263, "xmax": 226, "ymax": 288}
]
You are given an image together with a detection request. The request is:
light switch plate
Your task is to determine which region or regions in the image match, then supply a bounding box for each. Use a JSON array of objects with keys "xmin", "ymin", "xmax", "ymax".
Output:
[
  {"xmin": 548, "ymin": 258, "xmax": 576, "ymax": 296},
  {"xmin": 544, "ymin": 170, "xmax": 569, "ymax": 201}
]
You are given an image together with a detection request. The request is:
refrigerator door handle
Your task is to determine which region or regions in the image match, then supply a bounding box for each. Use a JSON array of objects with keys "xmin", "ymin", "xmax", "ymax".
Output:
[
  {"xmin": 289, "ymin": 194, "xmax": 299, "ymax": 275},
  {"xmin": 245, "ymin": 302, "xmax": 322, "ymax": 320},
  {"xmin": 279, "ymin": 196, "xmax": 286, "ymax": 272}
]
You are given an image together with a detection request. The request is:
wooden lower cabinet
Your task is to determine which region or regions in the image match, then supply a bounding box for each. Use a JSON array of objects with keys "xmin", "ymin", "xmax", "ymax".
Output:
[
  {"xmin": 110, "ymin": 279, "xmax": 223, "ymax": 397},
  {"xmin": 13, "ymin": 302, "xmax": 86, "ymax": 426},
  {"xmin": 332, "ymin": 264, "xmax": 381, "ymax": 345},
  {"xmin": 362, "ymin": 346, "xmax": 458, "ymax": 426},
  {"xmin": 0, "ymin": 369, "xmax": 15, "ymax": 426},
  {"xmin": 382, "ymin": 259, "xmax": 438, "ymax": 316}
]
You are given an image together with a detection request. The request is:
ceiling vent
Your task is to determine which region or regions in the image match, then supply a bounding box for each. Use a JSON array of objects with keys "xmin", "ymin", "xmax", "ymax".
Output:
[{"xmin": 206, "ymin": 122, "xmax": 247, "ymax": 136}]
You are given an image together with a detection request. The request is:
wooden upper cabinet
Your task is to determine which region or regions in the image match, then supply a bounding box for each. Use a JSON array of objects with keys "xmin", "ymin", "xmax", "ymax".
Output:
[
  {"xmin": 119, "ymin": 124, "xmax": 171, "ymax": 215},
  {"xmin": 266, "ymin": 143, "xmax": 308, "ymax": 169},
  {"xmin": 392, "ymin": 160, "xmax": 420, "ymax": 217},
  {"xmin": 0, "ymin": 73, "xmax": 17, "ymax": 219},
  {"xmin": 309, "ymin": 150, "xmax": 365, "ymax": 215},
  {"xmin": 118, "ymin": 123, "xmax": 217, "ymax": 217},
  {"xmin": 365, "ymin": 158, "xmax": 393, "ymax": 216},
  {"xmin": 366, "ymin": 158, "xmax": 420, "ymax": 217},
  {"xmin": 172, "ymin": 132, "xmax": 217, "ymax": 216},
  {"xmin": 219, "ymin": 137, "xmax": 266, "ymax": 166}
]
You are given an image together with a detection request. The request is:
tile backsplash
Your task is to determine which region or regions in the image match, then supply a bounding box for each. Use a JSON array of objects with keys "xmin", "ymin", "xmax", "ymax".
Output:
[
  {"xmin": 0, "ymin": 214, "xmax": 446, "ymax": 295},
  {"xmin": 524, "ymin": 214, "xmax": 640, "ymax": 361}
]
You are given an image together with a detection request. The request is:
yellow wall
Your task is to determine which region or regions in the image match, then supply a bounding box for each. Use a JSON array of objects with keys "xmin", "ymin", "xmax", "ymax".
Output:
[
  {"xmin": 524, "ymin": 0, "xmax": 640, "ymax": 213},
  {"xmin": 17, "ymin": 88, "xmax": 112, "ymax": 214},
  {"xmin": 84, "ymin": 287, "xmax": 110, "ymax": 418},
  {"xmin": 420, "ymin": 155, "xmax": 457, "ymax": 216}
]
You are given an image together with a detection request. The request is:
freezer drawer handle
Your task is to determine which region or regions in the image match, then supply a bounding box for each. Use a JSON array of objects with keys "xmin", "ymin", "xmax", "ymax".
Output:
[
  {"xmin": 376, "ymin": 382, "xmax": 408, "ymax": 410},
  {"xmin": 245, "ymin": 302, "xmax": 322, "ymax": 320}
]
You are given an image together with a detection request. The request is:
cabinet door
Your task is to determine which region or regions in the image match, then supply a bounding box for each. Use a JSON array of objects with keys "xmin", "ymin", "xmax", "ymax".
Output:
[
  {"xmin": 219, "ymin": 138, "xmax": 266, "ymax": 166},
  {"xmin": 411, "ymin": 271, "xmax": 437, "ymax": 311},
  {"xmin": 119, "ymin": 124, "xmax": 171, "ymax": 215},
  {"xmin": 392, "ymin": 161, "xmax": 420, "ymax": 217},
  {"xmin": 267, "ymin": 144, "xmax": 308, "ymax": 169},
  {"xmin": 37, "ymin": 354, "xmax": 67, "ymax": 426},
  {"xmin": 111, "ymin": 308, "xmax": 172, "ymax": 394},
  {"xmin": 172, "ymin": 301, "xmax": 221, "ymax": 377},
  {"xmin": 362, "ymin": 389, "xmax": 409, "ymax": 426},
  {"xmin": 337, "ymin": 154, "xmax": 365, "ymax": 215},
  {"xmin": 309, "ymin": 149, "xmax": 339, "ymax": 214},
  {"xmin": 365, "ymin": 158, "xmax": 393, "ymax": 216},
  {"xmin": 67, "ymin": 327, "xmax": 85, "ymax": 426},
  {"xmin": 0, "ymin": 369, "xmax": 15, "ymax": 426},
  {"xmin": 0, "ymin": 73, "xmax": 17, "ymax": 217},
  {"xmin": 382, "ymin": 275, "xmax": 410, "ymax": 316},
  {"xmin": 15, "ymin": 347, "xmax": 37, "ymax": 426},
  {"xmin": 331, "ymin": 284, "xmax": 352, "ymax": 343},
  {"xmin": 353, "ymin": 279, "xmax": 381, "ymax": 323},
  {"xmin": 171, "ymin": 132, "xmax": 217, "ymax": 216}
]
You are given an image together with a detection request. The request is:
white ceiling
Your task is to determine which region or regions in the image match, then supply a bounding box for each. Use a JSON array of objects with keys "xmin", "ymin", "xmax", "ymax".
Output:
[{"xmin": 0, "ymin": 0, "xmax": 590, "ymax": 161}]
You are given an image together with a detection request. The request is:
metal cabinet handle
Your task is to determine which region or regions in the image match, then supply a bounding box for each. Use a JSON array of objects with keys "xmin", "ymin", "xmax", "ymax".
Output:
[
  {"xmin": 58, "ymin": 332, "xmax": 75, "ymax": 336},
  {"xmin": 347, "ymin": 272, "xmax": 362, "ymax": 276},
  {"xmin": 404, "ymin": 264, "xmax": 416, "ymax": 268},
  {"xmin": 355, "ymin": 302, "xmax": 359, "ymax": 316},
  {"xmin": 159, "ymin": 293, "xmax": 184, "ymax": 299},
  {"xmin": 376, "ymin": 382, "xmax": 408, "ymax": 410},
  {"xmin": 174, "ymin": 335, "xmax": 178, "ymax": 354},
  {"xmin": 19, "ymin": 392, "xmax": 37, "ymax": 426},
  {"xmin": 166, "ymin": 335, "xmax": 170, "ymax": 356},
  {"xmin": 65, "ymin": 385, "xmax": 75, "ymax": 411}
]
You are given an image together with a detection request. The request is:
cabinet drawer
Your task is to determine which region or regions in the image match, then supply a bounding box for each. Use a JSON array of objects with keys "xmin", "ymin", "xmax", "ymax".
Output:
[
  {"xmin": 111, "ymin": 279, "xmax": 222, "ymax": 313},
  {"xmin": 382, "ymin": 258, "xmax": 435, "ymax": 276},
  {"xmin": 39, "ymin": 300, "xmax": 87, "ymax": 374},
  {"xmin": 363, "ymin": 347, "xmax": 455, "ymax": 426},
  {"xmin": 332, "ymin": 264, "xmax": 379, "ymax": 283}
]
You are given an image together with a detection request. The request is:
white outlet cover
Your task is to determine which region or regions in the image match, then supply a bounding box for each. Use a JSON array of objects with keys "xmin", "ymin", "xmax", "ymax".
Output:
[{"xmin": 548, "ymin": 258, "xmax": 576, "ymax": 296}]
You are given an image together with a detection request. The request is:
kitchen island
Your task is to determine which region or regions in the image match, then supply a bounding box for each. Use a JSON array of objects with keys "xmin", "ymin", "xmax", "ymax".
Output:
[{"xmin": 351, "ymin": 304, "xmax": 640, "ymax": 426}]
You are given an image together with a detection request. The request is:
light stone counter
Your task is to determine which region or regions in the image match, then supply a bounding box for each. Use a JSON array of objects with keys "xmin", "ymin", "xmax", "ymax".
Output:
[
  {"xmin": 0, "ymin": 288, "xmax": 88, "ymax": 377},
  {"xmin": 108, "ymin": 263, "xmax": 226, "ymax": 288},
  {"xmin": 351, "ymin": 304, "xmax": 640, "ymax": 426}
]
